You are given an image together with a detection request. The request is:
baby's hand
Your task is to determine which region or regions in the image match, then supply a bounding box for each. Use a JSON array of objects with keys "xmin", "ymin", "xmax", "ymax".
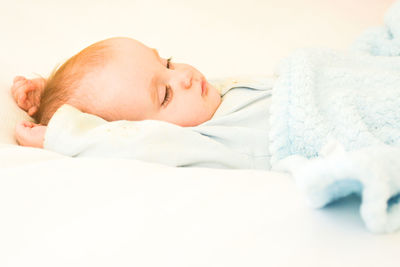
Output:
[
  {"xmin": 11, "ymin": 76, "xmax": 46, "ymax": 116},
  {"xmin": 15, "ymin": 121, "xmax": 47, "ymax": 148}
]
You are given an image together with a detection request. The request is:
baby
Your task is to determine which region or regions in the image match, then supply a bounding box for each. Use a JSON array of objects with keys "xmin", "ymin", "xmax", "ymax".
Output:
[
  {"xmin": 11, "ymin": 37, "xmax": 274, "ymax": 169},
  {"xmin": 12, "ymin": 37, "xmax": 222, "ymax": 148}
]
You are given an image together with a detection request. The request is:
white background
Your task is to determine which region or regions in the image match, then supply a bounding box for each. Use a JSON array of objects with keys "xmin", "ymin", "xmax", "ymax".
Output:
[{"xmin": 0, "ymin": 0, "xmax": 395, "ymax": 81}]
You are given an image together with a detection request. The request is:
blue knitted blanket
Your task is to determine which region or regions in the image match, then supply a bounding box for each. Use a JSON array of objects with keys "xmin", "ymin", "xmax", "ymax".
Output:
[{"xmin": 270, "ymin": 1, "xmax": 400, "ymax": 233}]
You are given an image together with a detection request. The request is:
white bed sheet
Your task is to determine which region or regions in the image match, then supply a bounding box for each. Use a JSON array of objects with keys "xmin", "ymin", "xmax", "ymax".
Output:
[
  {"xmin": 1, "ymin": 0, "xmax": 399, "ymax": 266},
  {"xmin": 1, "ymin": 147, "xmax": 399, "ymax": 267}
]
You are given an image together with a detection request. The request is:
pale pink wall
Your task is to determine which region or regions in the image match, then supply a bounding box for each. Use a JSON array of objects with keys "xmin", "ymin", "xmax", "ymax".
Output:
[
  {"xmin": 0, "ymin": 0, "xmax": 396, "ymax": 78},
  {"xmin": 321, "ymin": 0, "xmax": 395, "ymax": 24}
]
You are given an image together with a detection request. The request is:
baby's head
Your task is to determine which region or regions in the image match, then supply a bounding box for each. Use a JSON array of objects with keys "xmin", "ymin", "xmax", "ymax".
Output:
[{"xmin": 35, "ymin": 37, "xmax": 222, "ymax": 127}]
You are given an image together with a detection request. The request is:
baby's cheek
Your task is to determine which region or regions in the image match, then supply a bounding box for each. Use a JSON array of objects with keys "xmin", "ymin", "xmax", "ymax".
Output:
[{"xmin": 185, "ymin": 107, "xmax": 211, "ymax": 126}]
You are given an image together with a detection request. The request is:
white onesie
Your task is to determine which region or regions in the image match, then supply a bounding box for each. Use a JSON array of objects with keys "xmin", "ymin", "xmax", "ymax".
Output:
[{"xmin": 44, "ymin": 76, "xmax": 276, "ymax": 169}]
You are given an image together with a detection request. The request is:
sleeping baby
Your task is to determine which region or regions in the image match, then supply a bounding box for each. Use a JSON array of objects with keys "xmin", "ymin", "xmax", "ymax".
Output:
[
  {"xmin": 11, "ymin": 1, "xmax": 400, "ymax": 233},
  {"xmin": 12, "ymin": 37, "xmax": 274, "ymax": 169}
]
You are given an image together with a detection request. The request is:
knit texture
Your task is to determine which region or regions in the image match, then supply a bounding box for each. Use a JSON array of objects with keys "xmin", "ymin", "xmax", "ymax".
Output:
[
  {"xmin": 270, "ymin": 0, "xmax": 400, "ymax": 233},
  {"xmin": 269, "ymin": 48, "xmax": 400, "ymax": 164},
  {"xmin": 351, "ymin": 0, "xmax": 400, "ymax": 56}
]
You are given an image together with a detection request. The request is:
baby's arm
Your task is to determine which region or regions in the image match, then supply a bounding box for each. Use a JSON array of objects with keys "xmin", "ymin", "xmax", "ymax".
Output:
[
  {"xmin": 42, "ymin": 105, "xmax": 239, "ymax": 168},
  {"xmin": 11, "ymin": 76, "xmax": 46, "ymax": 116},
  {"xmin": 15, "ymin": 121, "xmax": 46, "ymax": 148}
]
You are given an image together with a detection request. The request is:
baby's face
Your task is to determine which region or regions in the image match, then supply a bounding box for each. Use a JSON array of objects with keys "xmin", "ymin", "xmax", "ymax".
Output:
[{"xmin": 82, "ymin": 37, "xmax": 221, "ymax": 127}]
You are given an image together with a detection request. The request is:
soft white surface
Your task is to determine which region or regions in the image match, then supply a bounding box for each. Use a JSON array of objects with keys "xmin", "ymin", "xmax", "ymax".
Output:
[
  {"xmin": 1, "ymin": 148, "xmax": 400, "ymax": 267},
  {"xmin": 0, "ymin": 0, "xmax": 399, "ymax": 266}
]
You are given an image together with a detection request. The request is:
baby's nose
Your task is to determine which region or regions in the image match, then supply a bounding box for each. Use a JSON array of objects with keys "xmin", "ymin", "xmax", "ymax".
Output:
[{"xmin": 179, "ymin": 69, "xmax": 192, "ymax": 89}]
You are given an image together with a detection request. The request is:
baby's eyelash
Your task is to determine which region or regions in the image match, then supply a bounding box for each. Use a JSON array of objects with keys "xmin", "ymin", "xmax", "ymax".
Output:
[
  {"xmin": 161, "ymin": 57, "xmax": 173, "ymax": 106},
  {"xmin": 162, "ymin": 85, "xmax": 172, "ymax": 106},
  {"xmin": 167, "ymin": 57, "xmax": 172, "ymax": 69}
]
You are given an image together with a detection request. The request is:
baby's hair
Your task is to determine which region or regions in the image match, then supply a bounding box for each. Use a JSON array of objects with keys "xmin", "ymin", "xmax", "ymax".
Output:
[{"xmin": 33, "ymin": 40, "xmax": 113, "ymax": 125}]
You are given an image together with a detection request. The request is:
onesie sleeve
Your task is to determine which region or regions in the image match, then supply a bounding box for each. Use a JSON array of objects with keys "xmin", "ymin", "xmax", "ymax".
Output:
[{"xmin": 44, "ymin": 104, "xmax": 248, "ymax": 168}]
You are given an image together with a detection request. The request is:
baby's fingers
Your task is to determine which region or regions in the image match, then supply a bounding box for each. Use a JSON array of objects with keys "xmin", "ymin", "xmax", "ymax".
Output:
[
  {"xmin": 15, "ymin": 121, "xmax": 31, "ymax": 146},
  {"xmin": 28, "ymin": 106, "xmax": 38, "ymax": 116},
  {"xmin": 13, "ymin": 76, "xmax": 26, "ymax": 84},
  {"xmin": 11, "ymin": 76, "xmax": 27, "ymax": 97},
  {"xmin": 15, "ymin": 121, "xmax": 45, "ymax": 148},
  {"xmin": 13, "ymin": 81, "xmax": 36, "ymax": 112},
  {"xmin": 20, "ymin": 121, "xmax": 36, "ymax": 128},
  {"xmin": 16, "ymin": 91, "xmax": 29, "ymax": 111}
]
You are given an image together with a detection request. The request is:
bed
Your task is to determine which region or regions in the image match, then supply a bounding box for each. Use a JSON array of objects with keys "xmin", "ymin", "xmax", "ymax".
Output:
[{"xmin": 1, "ymin": 0, "xmax": 399, "ymax": 266}]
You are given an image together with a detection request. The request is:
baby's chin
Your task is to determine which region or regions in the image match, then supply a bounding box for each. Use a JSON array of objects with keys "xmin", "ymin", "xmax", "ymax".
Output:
[
  {"xmin": 174, "ymin": 106, "xmax": 219, "ymax": 127},
  {"xmin": 208, "ymin": 83, "xmax": 222, "ymax": 108}
]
